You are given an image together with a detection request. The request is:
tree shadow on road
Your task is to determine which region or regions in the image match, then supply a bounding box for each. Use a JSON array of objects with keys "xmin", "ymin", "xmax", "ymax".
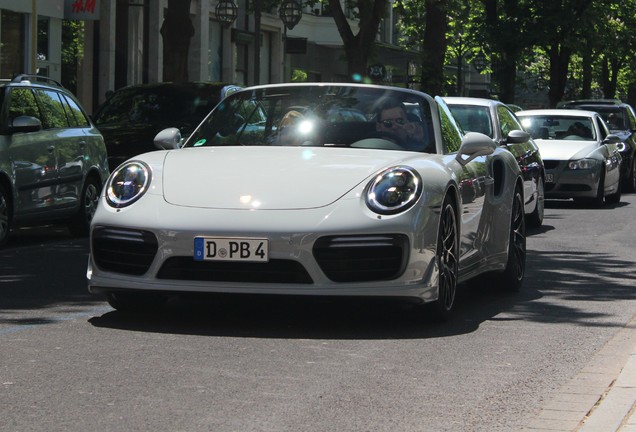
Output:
[{"xmin": 1, "ymin": 223, "xmax": 634, "ymax": 340}]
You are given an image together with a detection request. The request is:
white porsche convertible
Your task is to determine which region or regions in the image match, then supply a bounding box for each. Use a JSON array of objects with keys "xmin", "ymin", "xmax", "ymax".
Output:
[{"xmin": 87, "ymin": 83, "xmax": 526, "ymax": 320}]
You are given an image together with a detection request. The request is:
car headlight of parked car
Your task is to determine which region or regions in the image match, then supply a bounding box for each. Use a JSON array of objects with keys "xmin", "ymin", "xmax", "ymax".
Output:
[
  {"xmin": 567, "ymin": 159, "xmax": 597, "ymax": 170},
  {"xmin": 106, "ymin": 161, "xmax": 151, "ymax": 208},
  {"xmin": 365, "ymin": 166, "xmax": 422, "ymax": 215}
]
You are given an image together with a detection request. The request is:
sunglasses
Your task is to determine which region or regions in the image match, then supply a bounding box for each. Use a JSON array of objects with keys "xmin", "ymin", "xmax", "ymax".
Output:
[{"xmin": 380, "ymin": 118, "xmax": 407, "ymax": 128}]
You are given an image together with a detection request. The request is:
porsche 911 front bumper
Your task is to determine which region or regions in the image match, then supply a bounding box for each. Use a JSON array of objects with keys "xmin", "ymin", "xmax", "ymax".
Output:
[{"xmin": 87, "ymin": 195, "xmax": 441, "ymax": 302}]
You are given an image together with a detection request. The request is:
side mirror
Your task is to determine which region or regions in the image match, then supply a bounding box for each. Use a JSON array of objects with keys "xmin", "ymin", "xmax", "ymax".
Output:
[
  {"xmin": 10, "ymin": 115, "xmax": 42, "ymax": 133},
  {"xmin": 506, "ymin": 129, "xmax": 530, "ymax": 144},
  {"xmin": 456, "ymin": 132, "xmax": 497, "ymax": 165},
  {"xmin": 603, "ymin": 134, "xmax": 622, "ymax": 145},
  {"xmin": 154, "ymin": 127, "xmax": 182, "ymax": 150}
]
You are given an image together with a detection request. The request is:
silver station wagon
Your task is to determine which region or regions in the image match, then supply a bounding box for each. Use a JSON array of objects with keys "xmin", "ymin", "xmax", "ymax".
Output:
[{"xmin": 0, "ymin": 75, "xmax": 109, "ymax": 245}]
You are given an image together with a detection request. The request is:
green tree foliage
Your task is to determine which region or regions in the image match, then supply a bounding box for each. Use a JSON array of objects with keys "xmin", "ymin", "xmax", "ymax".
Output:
[
  {"xmin": 291, "ymin": 68, "xmax": 308, "ymax": 82},
  {"xmin": 394, "ymin": 0, "xmax": 449, "ymax": 95},
  {"xmin": 61, "ymin": 20, "xmax": 84, "ymax": 94},
  {"xmin": 476, "ymin": 0, "xmax": 537, "ymax": 103},
  {"xmin": 392, "ymin": 0, "xmax": 636, "ymax": 106}
]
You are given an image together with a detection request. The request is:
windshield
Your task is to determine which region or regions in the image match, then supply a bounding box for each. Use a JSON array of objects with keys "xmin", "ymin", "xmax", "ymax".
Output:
[
  {"xmin": 519, "ymin": 115, "xmax": 596, "ymax": 141},
  {"xmin": 184, "ymin": 85, "xmax": 436, "ymax": 153},
  {"xmin": 93, "ymin": 84, "xmax": 225, "ymax": 125},
  {"xmin": 577, "ymin": 106, "xmax": 627, "ymax": 130},
  {"xmin": 446, "ymin": 105, "xmax": 493, "ymax": 138}
]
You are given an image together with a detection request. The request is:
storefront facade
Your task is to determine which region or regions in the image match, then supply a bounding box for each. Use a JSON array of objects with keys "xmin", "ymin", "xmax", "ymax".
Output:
[{"xmin": 1, "ymin": 1, "xmax": 423, "ymax": 114}]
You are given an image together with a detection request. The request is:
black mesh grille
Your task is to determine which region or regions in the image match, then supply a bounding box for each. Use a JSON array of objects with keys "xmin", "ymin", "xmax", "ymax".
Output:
[
  {"xmin": 543, "ymin": 160, "xmax": 560, "ymax": 170},
  {"xmin": 313, "ymin": 235, "xmax": 409, "ymax": 282},
  {"xmin": 559, "ymin": 184, "xmax": 592, "ymax": 192},
  {"xmin": 157, "ymin": 257, "xmax": 313, "ymax": 284},
  {"xmin": 92, "ymin": 227, "xmax": 158, "ymax": 276}
]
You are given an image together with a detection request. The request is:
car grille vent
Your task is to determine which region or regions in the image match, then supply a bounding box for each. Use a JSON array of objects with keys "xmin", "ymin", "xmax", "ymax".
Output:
[
  {"xmin": 157, "ymin": 257, "xmax": 313, "ymax": 284},
  {"xmin": 92, "ymin": 227, "xmax": 158, "ymax": 276},
  {"xmin": 313, "ymin": 234, "xmax": 409, "ymax": 282},
  {"xmin": 543, "ymin": 160, "xmax": 560, "ymax": 170}
]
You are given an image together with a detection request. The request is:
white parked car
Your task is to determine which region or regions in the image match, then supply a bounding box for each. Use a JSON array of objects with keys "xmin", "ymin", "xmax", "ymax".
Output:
[
  {"xmin": 517, "ymin": 109, "xmax": 622, "ymax": 207},
  {"xmin": 87, "ymin": 83, "xmax": 526, "ymax": 320},
  {"xmin": 444, "ymin": 97, "xmax": 546, "ymax": 227}
]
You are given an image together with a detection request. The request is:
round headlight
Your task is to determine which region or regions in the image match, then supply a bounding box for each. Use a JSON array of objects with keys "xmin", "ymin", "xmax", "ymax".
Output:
[
  {"xmin": 365, "ymin": 166, "xmax": 422, "ymax": 215},
  {"xmin": 106, "ymin": 161, "xmax": 151, "ymax": 208},
  {"xmin": 568, "ymin": 159, "xmax": 595, "ymax": 170}
]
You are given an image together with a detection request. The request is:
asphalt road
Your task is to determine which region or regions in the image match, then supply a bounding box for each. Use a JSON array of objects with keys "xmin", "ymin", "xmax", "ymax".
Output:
[{"xmin": 1, "ymin": 194, "xmax": 635, "ymax": 432}]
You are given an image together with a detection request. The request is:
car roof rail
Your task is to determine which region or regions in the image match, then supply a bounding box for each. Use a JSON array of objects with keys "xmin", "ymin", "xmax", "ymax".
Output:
[{"xmin": 11, "ymin": 74, "xmax": 64, "ymax": 88}]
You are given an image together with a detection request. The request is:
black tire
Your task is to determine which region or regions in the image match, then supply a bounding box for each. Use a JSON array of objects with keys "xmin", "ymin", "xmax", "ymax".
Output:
[
  {"xmin": 0, "ymin": 183, "xmax": 11, "ymax": 247},
  {"xmin": 498, "ymin": 186, "xmax": 526, "ymax": 292},
  {"xmin": 425, "ymin": 195, "xmax": 459, "ymax": 321},
  {"xmin": 590, "ymin": 171, "xmax": 606, "ymax": 207},
  {"xmin": 68, "ymin": 175, "xmax": 101, "ymax": 237},
  {"xmin": 106, "ymin": 291, "xmax": 168, "ymax": 313},
  {"xmin": 626, "ymin": 159, "xmax": 636, "ymax": 193},
  {"xmin": 606, "ymin": 179, "xmax": 622, "ymax": 204},
  {"xmin": 526, "ymin": 176, "xmax": 545, "ymax": 228},
  {"xmin": 577, "ymin": 171, "xmax": 606, "ymax": 208}
]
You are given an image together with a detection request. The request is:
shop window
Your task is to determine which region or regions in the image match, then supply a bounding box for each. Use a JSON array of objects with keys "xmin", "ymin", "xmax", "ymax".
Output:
[
  {"xmin": 37, "ymin": 17, "xmax": 50, "ymax": 61},
  {"xmin": 1, "ymin": 9, "xmax": 26, "ymax": 78},
  {"xmin": 208, "ymin": 19, "xmax": 222, "ymax": 81},
  {"xmin": 235, "ymin": 43, "xmax": 247, "ymax": 86}
]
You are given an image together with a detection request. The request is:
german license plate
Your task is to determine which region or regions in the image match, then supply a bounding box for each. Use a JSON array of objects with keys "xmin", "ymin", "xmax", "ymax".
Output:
[
  {"xmin": 545, "ymin": 173, "xmax": 554, "ymax": 183},
  {"xmin": 194, "ymin": 237, "xmax": 268, "ymax": 262}
]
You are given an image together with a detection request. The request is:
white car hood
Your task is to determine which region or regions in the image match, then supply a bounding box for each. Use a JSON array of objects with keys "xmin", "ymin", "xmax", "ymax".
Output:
[
  {"xmin": 535, "ymin": 140, "xmax": 599, "ymax": 161},
  {"xmin": 162, "ymin": 146, "xmax": 410, "ymax": 209}
]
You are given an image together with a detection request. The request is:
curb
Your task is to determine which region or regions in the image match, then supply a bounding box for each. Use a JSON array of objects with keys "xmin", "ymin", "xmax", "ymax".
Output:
[
  {"xmin": 522, "ymin": 316, "xmax": 636, "ymax": 432},
  {"xmin": 580, "ymin": 348, "xmax": 636, "ymax": 432}
]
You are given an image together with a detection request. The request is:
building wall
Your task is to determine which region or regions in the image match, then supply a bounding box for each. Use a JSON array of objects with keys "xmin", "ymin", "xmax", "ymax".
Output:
[
  {"xmin": 0, "ymin": 0, "xmax": 64, "ymax": 80},
  {"xmin": 1, "ymin": 1, "xmax": 482, "ymax": 115}
]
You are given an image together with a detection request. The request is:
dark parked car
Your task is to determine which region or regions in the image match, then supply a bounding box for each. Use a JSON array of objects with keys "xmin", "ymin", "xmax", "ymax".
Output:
[
  {"xmin": 0, "ymin": 74, "xmax": 109, "ymax": 246},
  {"xmin": 444, "ymin": 97, "xmax": 546, "ymax": 227},
  {"xmin": 558, "ymin": 99, "xmax": 636, "ymax": 191},
  {"xmin": 93, "ymin": 82, "xmax": 241, "ymax": 171}
]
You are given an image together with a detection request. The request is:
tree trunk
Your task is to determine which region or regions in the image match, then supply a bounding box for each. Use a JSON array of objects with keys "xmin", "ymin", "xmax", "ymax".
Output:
[
  {"xmin": 581, "ymin": 41, "xmax": 593, "ymax": 99},
  {"xmin": 547, "ymin": 45, "xmax": 570, "ymax": 108},
  {"xmin": 329, "ymin": 0, "xmax": 387, "ymax": 81},
  {"xmin": 160, "ymin": 0, "xmax": 194, "ymax": 82},
  {"xmin": 497, "ymin": 53, "xmax": 517, "ymax": 103},
  {"xmin": 627, "ymin": 85, "xmax": 636, "ymax": 108},
  {"xmin": 602, "ymin": 58, "xmax": 621, "ymax": 99},
  {"xmin": 419, "ymin": 0, "xmax": 447, "ymax": 96}
]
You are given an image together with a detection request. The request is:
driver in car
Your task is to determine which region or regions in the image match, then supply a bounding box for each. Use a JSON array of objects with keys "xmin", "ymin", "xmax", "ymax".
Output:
[{"xmin": 375, "ymin": 99, "xmax": 426, "ymax": 150}]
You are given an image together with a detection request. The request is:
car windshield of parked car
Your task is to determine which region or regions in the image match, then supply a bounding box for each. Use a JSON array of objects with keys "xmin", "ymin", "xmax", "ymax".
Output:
[
  {"xmin": 93, "ymin": 85, "xmax": 223, "ymax": 126},
  {"xmin": 446, "ymin": 105, "xmax": 493, "ymax": 138},
  {"xmin": 519, "ymin": 115, "xmax": 596, "ymax": 141},
  {"xmin": 576, "ymin": 106, "xmax": 627, "ymax": 130},
  {"xmin": 184, "ymin": 85, "xmax": 436, "ymax": 152}
]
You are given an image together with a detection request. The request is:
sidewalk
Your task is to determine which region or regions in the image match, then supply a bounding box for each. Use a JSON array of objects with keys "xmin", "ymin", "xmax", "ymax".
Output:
[
  {"xmin": 523, "ymin": 317, "xmax": 636, "ymax": 432},
  {"xmin": 579, "ymin": 344, "xmax": 636, "ymax": 432}
]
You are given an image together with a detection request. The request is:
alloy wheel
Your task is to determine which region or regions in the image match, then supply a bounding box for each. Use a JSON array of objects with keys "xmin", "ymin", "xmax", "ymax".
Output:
[
  {"xmin": 509, "ymin": 190, "xmax": 526, "ymax": 282},
  {"xmin": 437, "ymin": 201, "xmax": 459, "ymax": 312},
  {"xmin": 0, "ymin": 189, "xmax": 8, "ymax": 245},
  {"xmin": 84, "ymin": 182, "xmax": 99, "ymax": 224}
]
